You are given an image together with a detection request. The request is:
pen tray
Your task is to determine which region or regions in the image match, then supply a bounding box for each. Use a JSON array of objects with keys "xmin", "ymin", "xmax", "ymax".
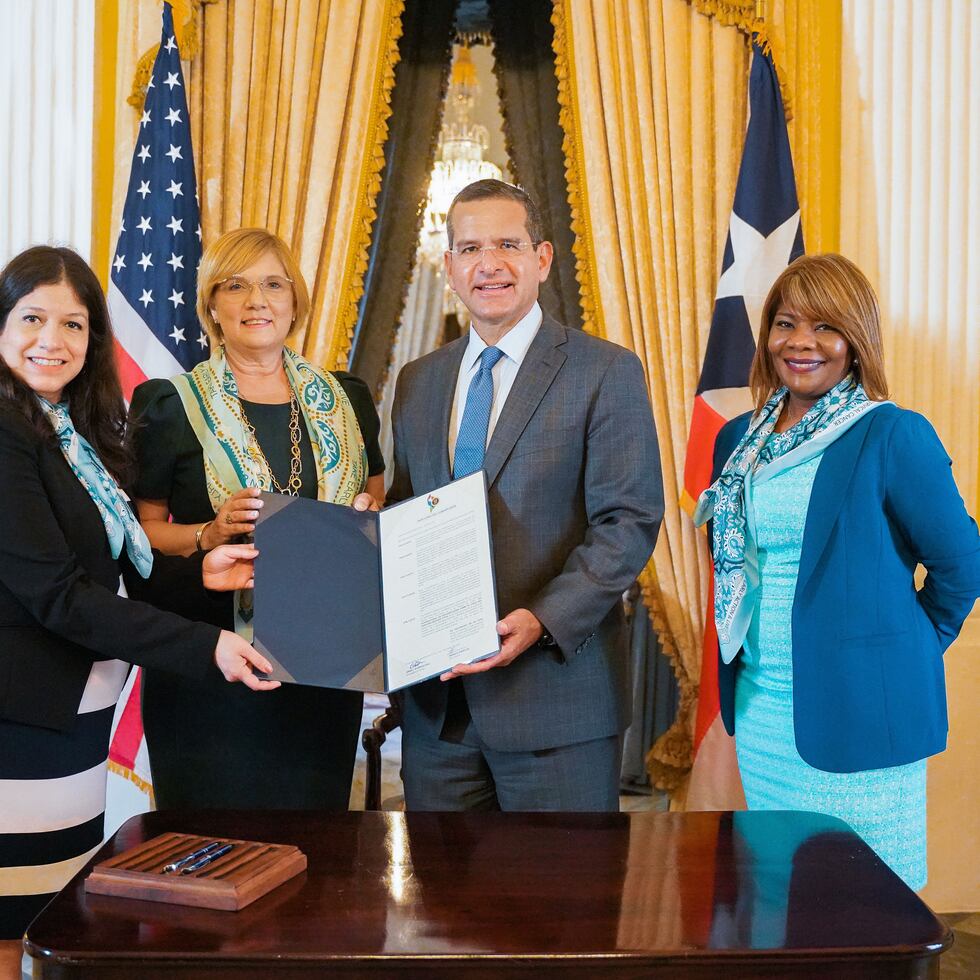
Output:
[{"xmin": 84, "ymin": 832, "xmax": 307, "ymax": 911}]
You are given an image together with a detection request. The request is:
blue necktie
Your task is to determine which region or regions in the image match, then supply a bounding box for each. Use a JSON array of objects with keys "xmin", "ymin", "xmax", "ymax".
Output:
[{"xmin": 453, "ymin": 346, "xmax": 505, "ymax": 478}]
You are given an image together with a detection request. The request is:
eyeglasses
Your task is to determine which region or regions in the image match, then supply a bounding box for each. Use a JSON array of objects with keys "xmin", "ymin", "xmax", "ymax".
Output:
[
  {"xmin": 214, "ymin": 275, "xmax": 294, "ymax": 299},
  {"xmin": 448, "ymin": 240, "xmax": 541, "ymax": 265}
]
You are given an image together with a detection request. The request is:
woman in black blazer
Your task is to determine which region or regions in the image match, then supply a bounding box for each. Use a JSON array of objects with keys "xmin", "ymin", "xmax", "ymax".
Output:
[{"xmin": 0, "ymin": 247, "xmax": 279, "ymax": 976}]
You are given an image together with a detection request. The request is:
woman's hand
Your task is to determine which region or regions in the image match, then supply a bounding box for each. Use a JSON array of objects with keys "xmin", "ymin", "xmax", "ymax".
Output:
[
  {"xmin": 201, "ymin": 488, "xmax": 264, "ymax": 549},
  {"xmin": 202, "ymin": 544, "xmax": 258, "ymax": 591},
  {"xmin": 213, "ymin": 630, "xmax": 281, "ymax": 691},
  {"xmin": 352, "ymin": 475, "xmax": 386, "ymax": 513},
  {"xmin": 352, "ymin": 492, "xmax": 381, "ymax": 513}
]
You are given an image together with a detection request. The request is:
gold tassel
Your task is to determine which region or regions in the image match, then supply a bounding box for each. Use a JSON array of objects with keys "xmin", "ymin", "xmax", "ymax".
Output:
[
  {"xmin": 107, "ymin": 758, "xmax": 156, "ymax": 802},
  {"xmin": 638, "ymin": 562, "xmax": 698, "ymax": 791},
  {"xmin": 330, "ymin": 0, "xmax": 406, "ymax": 371},
  {"xmin": 127, "ymin": 0, "xmax": 219, "ymax": 110},
  {"xmin": 550, "ymin": 0, "xmax": 606, "ymax": 339},
  {"xmin": 685, "ymin": 0, "xmax": 793, "ymax": 121}
]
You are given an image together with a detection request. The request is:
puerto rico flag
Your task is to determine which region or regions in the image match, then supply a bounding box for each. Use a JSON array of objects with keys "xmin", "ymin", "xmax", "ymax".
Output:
[
  {"xmin": 107, "ymin": 1, "xmax": 206, "ymax": 802},
  {"xmin": 685, "ymin": 41, "xmax": 804, "ymax": 809}
]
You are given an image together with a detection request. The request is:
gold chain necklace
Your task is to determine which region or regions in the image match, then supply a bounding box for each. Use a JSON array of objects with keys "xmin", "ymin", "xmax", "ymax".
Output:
[{"xmin": 239, "ymin": 395, "xmax": 303, "ymax": 495}]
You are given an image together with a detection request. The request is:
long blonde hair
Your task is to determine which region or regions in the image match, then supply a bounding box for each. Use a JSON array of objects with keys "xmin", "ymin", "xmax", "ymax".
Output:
[
  {"xmin": 750, "ymin": 253, "xmax": 889, "ymax": 412},
  {"xmin": 196, "ymin": 228, "xmax": 310, "ymax": 346}
]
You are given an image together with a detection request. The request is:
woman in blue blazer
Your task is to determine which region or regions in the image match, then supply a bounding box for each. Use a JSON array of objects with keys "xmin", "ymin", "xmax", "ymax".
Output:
[{"xmin": 695, "ymin": 254, "xmax": 980, "ymax": 890}]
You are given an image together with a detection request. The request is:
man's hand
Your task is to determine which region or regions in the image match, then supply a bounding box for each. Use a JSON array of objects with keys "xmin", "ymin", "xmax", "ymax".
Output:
[
  {"xmin": 202, "ymin": 544, "xmax": 258, "ymax": 591},
  {"xmin": 440, "ymin": 608, "xmax": 544, "ymax": 680}
]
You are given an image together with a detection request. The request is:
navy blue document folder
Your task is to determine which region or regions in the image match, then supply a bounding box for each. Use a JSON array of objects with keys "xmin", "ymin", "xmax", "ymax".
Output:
[
  {"xmin": 253, "ymin": 493, "xmax": 387, "ymax": 691},
  {"xmin": 252, "ymin": 473, "xmax": 499, "ymax": 693}
]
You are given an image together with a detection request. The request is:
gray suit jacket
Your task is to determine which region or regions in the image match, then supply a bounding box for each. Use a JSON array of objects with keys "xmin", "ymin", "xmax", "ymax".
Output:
[{"xmin": 389, "ymin": 315, "xmax": 663, "ymax": 752}]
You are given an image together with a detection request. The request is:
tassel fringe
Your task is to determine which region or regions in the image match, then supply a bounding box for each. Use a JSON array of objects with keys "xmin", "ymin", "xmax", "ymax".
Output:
[{"xmin": 550, "ymin": 1, "xmax": 606, "ymax": 338}]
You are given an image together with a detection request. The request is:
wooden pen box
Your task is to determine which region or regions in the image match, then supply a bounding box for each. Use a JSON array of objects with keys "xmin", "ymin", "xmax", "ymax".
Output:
[{"xmin": 85, "ymin": 832, "xmax": 307, "ymax": 911}]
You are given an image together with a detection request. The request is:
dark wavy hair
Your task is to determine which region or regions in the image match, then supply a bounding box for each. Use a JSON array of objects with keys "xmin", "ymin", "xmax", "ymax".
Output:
[{"xmin": 0, "ymin": 246, "xmax": 132, "ymax": 483}]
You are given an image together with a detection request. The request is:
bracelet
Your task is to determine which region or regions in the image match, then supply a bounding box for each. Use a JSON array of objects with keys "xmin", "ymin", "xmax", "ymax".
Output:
[{"xmin": 195, "ymin": 520, "xmax": 213, "ymax": 552}]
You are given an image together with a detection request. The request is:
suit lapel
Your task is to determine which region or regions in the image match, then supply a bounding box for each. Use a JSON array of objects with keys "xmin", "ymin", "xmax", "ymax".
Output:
[
  {"xmin": 425, "ymin": 337, "xmax": 467, "ymax": 488},
  {"xmin": 482, "ymin": 318, "xmax": 567, "ymax": 489},
  {"xmin": 796, "ymin": 417, "xmax": 872, "ymax": 593}
]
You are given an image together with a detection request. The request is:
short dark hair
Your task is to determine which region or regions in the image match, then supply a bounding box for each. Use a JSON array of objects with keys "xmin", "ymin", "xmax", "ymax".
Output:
[
  {"xmin": 0, "ymin": 246, "xmax": 132, "ymax": 483},
  {"xmin": 446, "ymin": 179, "xmax": 544, "ymax": 249}
]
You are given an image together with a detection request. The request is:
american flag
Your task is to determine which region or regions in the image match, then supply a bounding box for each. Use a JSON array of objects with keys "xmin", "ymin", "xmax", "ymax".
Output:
[
  {"xmin": 109, "ymin": 0, "xmax": 206, "ymax": 401},
  {"xmin": 108, "ymin": 0, "xmax": 206, "ymax": 798},
  {"xmin": 684, "ymin": 41, "xmax": 804, "ymax": 810}
]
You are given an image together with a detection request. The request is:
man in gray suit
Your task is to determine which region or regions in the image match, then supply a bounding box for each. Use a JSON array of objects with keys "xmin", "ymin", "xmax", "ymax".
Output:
[{"xmin": 389, "ymin": 179, "xmax": 663, "ymax": 811}]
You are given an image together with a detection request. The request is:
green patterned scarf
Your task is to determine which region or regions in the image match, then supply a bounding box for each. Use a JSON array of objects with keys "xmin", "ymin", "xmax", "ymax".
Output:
[{"xmin": 170, "ymin": 345, "xmax": 367, "ymax": 635}]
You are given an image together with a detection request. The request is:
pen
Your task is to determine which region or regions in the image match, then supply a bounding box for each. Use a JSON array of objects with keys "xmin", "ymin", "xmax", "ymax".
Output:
[
  {"xmin": 161, "ymin": 841, "xmax": 223, "ymax": 874},
  {"xmin": 180, "ymin": 843, "xmax": 234, "ymax": 874}
]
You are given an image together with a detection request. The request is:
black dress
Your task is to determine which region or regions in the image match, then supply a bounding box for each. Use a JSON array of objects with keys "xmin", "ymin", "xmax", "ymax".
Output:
[{"xmin": 129, "ymin": 372, "xmax": 385, "ymax": 810}]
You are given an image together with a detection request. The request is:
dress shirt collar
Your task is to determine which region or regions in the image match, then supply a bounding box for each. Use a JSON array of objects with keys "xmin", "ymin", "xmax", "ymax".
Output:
[{"xmin": 460, "ymin": 302, "xmax": 543, "ymax": 374}]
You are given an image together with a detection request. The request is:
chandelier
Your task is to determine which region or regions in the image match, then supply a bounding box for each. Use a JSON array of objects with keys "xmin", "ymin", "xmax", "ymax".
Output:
[{"xmin": 420, "ymin": 44, "xmax": 503, "ymax": 267}]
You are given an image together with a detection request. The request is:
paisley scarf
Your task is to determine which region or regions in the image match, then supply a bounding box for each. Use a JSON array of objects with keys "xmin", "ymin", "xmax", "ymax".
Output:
[{"xmin": 170, "ymin": 345, "xmax": 367, "ymax": 634}]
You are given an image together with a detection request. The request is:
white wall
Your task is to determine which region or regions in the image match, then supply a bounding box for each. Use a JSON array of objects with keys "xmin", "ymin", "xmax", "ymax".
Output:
[
  {"xmin": 0, "ymin": 0, "xmax": 95, "ymax": 264},
  {"xmin": 840, "ymin": 0, "xmax": 980, "ymax": 911}
]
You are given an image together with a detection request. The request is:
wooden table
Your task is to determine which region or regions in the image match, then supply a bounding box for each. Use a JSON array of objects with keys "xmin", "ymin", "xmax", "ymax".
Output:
[{"xmin": 25, "ymin": 809, "xmax": 950, "ymax": 979}]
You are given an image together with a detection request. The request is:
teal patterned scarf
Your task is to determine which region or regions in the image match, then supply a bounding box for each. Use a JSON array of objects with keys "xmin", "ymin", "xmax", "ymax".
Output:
[
  {"xmin": 169, "ymin": 345, "xmax": 367, "ymax": 511},
  {"xmin": 39, "ymin": 398, "xmax": 153, "ymax": 578},
  {"xmin": 694, "ymin": 375, "xmax": 883, "ymax": 662},
  {"xmin": 169, "ymin": 345, "xmax": 367, "ymax": 638}
]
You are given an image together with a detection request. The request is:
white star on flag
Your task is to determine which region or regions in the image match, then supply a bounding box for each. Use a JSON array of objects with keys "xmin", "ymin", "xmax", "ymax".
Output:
[
  {"xmin": 165, "ymin": 143, "xmax": 183, "ymax": 163},
  {"xmin": 714, "ymin": 210, "xmax": 800, "ymax": 341},
  {"xmin": 197, "ymin": 332, "xmax": 209, "ymax": 348},
  {"xmin": 169, "ymin": 326, "xmax": 186, "ymax": 343},
  {"xmin": 137, "ymin": 215, "xmax": 152, "ymax": 233},
  {"xmin": 163, "ymin": 72, "xmax": 181, "ymax": 90},
  {"xmin": 166, "ymin": 180, "xmax": 183, "ymax": 199},
  {"xmin": 139, "ymin": 289, "xmax": 153, "ymax": 307},
  {"xmin": 168, "ymin": 289, "xmax": 184, "ymax": 308},
  {"xmin": 140, "ymin": 109, "xmax": 150, "ymax": 128},
  {"xmin": 166, "ymin": 253, "xmax": 184, "ymax": 271},
  {"xmin": 165, "ymin": 34, "xmax": 177, "ymax": 52},
  {"xmin": 137, "ymin": 252, "xmax": 153, "ymax": 271},
  {"xmin": 137, "ymin": 144, "xmax": 151, "ymax": 163},
  {"xmin": 166, "ymin": 216, "xmax": 183, "ymax": 235},
  {"xmin": 113, "ymin": 254, "xmax": 125, "ymax": 273},
  {"xmin": 165, "ymin": 107, "xmax": 182, "ymax": 125},
  {"xmin": 137, "ymin": 180, "xmax": 151, "ymax": 199}
]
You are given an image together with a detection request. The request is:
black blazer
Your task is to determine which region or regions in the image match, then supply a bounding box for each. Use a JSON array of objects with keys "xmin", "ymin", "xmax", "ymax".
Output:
[{"xmin": 0, "ymin": 403, "xmax": 219, "ymax": 733}]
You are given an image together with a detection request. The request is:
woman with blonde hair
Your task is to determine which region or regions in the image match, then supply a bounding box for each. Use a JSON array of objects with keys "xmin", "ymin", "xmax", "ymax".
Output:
[
  {"xmin": 695, "ymin": 253, "xmax": 980, "ymax": 889},
  {"xmin": 129, "ymin": 227, "xmax": 385, "ymax": 810}
]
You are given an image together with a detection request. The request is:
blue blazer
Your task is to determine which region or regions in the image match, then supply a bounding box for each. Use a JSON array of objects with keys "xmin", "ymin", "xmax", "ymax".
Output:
[{"xmin": 714, "ymin": 403, "xmax": 980, "ymax": 773}]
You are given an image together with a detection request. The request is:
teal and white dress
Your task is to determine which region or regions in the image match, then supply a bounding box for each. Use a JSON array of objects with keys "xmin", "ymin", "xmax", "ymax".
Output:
[{"xmin": 734, "ymin": 449, "xmax": 928, "ymax": 890}]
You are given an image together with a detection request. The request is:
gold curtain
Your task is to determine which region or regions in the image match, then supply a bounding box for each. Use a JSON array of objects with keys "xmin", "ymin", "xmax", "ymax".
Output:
[
  {"xmin": 761, "ymin": 0, "xmax": 842, "ymax": 254},
  {"xmin": 96, "ymin": 0, "xmax": 404, "ymax": 370},
  {"xmin": 553, "ymin": 0, "xmax": 750, "ymax": 791},
  {"xmin": 552, "ymin": 0, "xmax": 843, "ymax": 794}
]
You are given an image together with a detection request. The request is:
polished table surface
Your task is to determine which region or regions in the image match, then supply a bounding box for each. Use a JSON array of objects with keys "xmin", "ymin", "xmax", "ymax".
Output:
[{"xmin": 26, "ymin": 809, "xmax": 950, "ymax": 979}]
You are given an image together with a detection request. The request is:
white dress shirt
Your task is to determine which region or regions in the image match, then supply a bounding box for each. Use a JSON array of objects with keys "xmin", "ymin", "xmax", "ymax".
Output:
[{"xmin": 448, "ymin": 302, "xmax": 544, "ymax": 463}]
